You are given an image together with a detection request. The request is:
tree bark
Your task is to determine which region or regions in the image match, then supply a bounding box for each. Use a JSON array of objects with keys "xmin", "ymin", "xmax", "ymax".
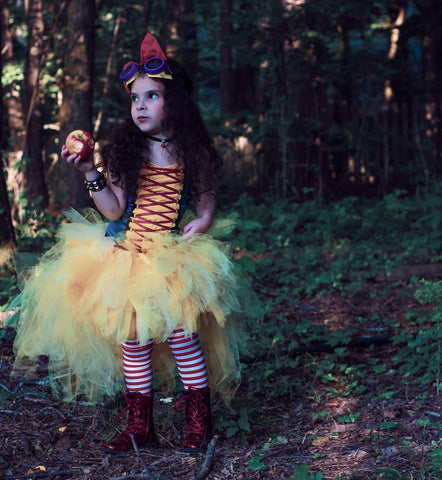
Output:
[
  {"xmin": 166, "ymin": 0, "xmax": 198, "ymax": 79},
  {"xmin": 421, "ymin": 2, "xmax": 442, "ymax": 175},
  {"xmin": 219, "ymin": 0, "xmax": 235, "ymax": 114},
  {"xmin": 232, "ymin": 0, "xmax": 256, "ymax": 113},
  {"xmin": 384, "ymin": 3, "xmax": 406, "ymax": 102},
  {"xmin": 1, "ymin": 2, "xmax": 26, "ymax": 222},
  {"xmin": 1, "ymin": 1, "xmax": 13, "ymax": 60},
  {"xmin": 23, "ymin": 0, "xmax": 48, "ymax": 208},
  {"xmin": 144, "ymin": 0, "xmax": 154, "ymax": 25},
  {"xmin": 55, "ymin": 0, "xmax": 95, "ymax": 209},
  {"xmin": 93, "ymin": 12, "xmax": 121, "ymax": 138},
  {"xmin": 0, "ymin": 8, "xmax": 17, "ymax": 250},
  {"xmin": 0, "ymin": 157, "xmax": 16, "ymax": 250}
]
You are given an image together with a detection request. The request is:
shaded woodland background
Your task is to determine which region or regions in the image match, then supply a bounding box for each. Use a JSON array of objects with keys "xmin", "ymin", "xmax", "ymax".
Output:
[
  {"xmin": 3, "ymin": 3, "xmax": 442, "ymax": 479},
  {"xmin": 1, "ymin": 0, "xmax": 442, "ymax": 246}
]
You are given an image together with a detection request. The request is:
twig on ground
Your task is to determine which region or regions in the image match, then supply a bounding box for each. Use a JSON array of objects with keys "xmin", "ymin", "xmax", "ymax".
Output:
[
  {"xmin": 106, "ymin": 436, "xmax": 174, "ymax": 480},
  {"xmin": 157, "ymin": 432, "xmax": 179, "ymax": 450},
  {"xmin": 109, "ymin": 471, "xmax": 175, "ymax": 480},
  {"xmin": 0, "ymin": 409, "xmax": 24, "ymax": 415},
  {"xmin": 130, "ymin": 434, "xmax": 154, "ymax": 479},
  {"xmin": 248, "ymin": 444, "xmax": 299, "ymax": 466},
  {"xmin": 191, "ymin": 435, "xmax": 219, "ymax": 480},
  {"xmin": 110, "ymin": 476, "xmax": 154, "ymax": 480}
]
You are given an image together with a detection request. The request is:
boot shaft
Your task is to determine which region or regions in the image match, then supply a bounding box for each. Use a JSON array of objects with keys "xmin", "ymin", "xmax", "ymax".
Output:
[
  {"xmin": 104, "ymin": 392, "xmax": 156, "ymax": 452},
  {"xmin": 176, "ymin": 387, "xmax": 211, "ymax": 451}
]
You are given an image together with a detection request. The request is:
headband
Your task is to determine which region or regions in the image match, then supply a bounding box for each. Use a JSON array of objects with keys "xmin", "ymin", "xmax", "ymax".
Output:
[{"xmin": 121, "ymin": 32, "xmax": 173, "ymax": 93}]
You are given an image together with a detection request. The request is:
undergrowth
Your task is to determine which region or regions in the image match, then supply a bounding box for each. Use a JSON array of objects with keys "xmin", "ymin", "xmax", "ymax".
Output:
[
  {"xmin": 227, "ymin": 188, "xmax": 442, "ymax": 299},
  {"xmin": 2, "ymin": 187, "xmax": 442, "ymax": 478},
  {"xmin": 222, "ymin": 188, "xmax": 442, "ymax": 388},
  {"xmin": 0, "ymin": 208, "xmax": 63, "ymax": 304},
  {"xmin": 220, "ymin": 187, "xmax": 442, "ymax": 477}
]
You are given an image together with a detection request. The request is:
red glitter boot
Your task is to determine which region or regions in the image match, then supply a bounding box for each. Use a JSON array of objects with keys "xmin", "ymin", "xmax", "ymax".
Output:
[
  {"xmin": 175, "ymin": 387, "xmax": 211, "ymax": 451},
  {"xmin": 103, "ymin": 392, "xmax": 157, "ymax": 452}
]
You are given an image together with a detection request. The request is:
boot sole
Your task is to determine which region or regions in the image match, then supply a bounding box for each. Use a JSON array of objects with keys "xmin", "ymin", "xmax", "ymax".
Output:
[
  {"xmin": 182, "ymin": 445, "xmax": 207, "ymax": 454},
  {"xmin": 102, "ymin": 438, "xmax": 159, "ymax": 454}
]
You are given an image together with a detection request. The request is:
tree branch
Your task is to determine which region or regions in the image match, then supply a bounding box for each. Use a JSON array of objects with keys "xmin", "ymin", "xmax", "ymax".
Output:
[{"xmin": 191, "ymin": 435, "xmax": 219, "ymax": 480}]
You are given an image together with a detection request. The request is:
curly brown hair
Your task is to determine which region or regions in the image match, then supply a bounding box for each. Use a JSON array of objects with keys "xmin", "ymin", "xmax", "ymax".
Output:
[{"xmin": 98, "ymin": 59, "xmax": 222, "ymax": 198}]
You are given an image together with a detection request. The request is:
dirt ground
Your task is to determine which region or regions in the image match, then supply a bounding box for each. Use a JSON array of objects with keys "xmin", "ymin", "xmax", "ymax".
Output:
[{"xmin": 1, "ymin": 283, "xmax": 442, "ymax": 480}]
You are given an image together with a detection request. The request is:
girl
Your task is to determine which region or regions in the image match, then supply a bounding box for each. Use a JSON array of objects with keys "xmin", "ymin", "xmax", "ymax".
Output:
[{"xmin": 13, "ymin": 32, "xmax": 241, "ymax": 453}]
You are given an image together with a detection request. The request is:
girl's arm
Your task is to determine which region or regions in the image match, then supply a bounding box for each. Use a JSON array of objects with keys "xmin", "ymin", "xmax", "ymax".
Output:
[
  {"xmin": 62, "ymin": 146, "xmax": 127, "ymax": 221},
  {"xmin": 182, "ymin": 190, "xmax": 216, "ymax": 238}
]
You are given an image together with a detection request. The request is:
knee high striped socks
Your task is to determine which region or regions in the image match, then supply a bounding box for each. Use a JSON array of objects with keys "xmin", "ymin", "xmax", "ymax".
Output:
[
  {"xmin": 121, "ymin": 329, "xmax": 208, "ymax": 394},
  {"xmin": 167, "ymin": 328, "xmax": 209, "ymax": 390},
  {"xmin": 122, "ymin": 340, "xmax": 154, "ymax": 395}
]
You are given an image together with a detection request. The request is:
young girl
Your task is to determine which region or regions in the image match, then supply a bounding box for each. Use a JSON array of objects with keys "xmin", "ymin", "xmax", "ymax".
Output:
[{"xmin": 13, "ymin": 32, "xmax": 241, "ymax": 453}]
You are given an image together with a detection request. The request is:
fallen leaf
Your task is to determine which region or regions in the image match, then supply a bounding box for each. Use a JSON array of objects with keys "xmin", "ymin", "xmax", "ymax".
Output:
[
  {"xmin": 27, "ymin": 466, "xmax": 46, "ymax": 475},
  {"xmin": 383, "ymin": 410, "xmax": 396, "ymax": 419},
  {"xmin": 312, "ymin": 436, "xmax": 330, "ymax": 445}
]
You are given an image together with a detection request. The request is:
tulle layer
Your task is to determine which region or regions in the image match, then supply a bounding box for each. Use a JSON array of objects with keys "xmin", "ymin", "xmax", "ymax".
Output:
[{"xmin": 13, "ymin": 211, "xmax": 241, "ymax": 403}]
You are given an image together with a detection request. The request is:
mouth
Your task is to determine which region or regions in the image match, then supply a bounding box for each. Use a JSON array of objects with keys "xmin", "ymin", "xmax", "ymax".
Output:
[{"xmin": 137, "ymin": 116, "xmax": 148, "ymax": 122}]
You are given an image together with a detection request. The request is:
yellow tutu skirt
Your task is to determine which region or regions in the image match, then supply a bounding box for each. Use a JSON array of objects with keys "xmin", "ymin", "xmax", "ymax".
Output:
[{"xmin": 13, "ymin": 210, "xmax": 242, "ymax": 403}]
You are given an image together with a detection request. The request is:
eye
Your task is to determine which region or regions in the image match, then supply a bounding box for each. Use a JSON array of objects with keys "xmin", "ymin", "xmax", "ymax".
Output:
[
  {"xmin": 149, "ymin": 92, "xmax": 159, "ymax": 99},
  {"xmin": 131, "ymin": 95, "xmax": 139, "ymax": 103}
]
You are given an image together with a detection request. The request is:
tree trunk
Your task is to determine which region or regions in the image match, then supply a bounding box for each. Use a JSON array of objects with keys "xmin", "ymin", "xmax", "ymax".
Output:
[
  {"xmin": 166, "ymin": 0, "xmax": 198, "ymax": 79},
  {"xmin": 93, "ymin": 12, "xmax": 121, "ymax": 138},
  {"xmin": 0, "ymin": 157, "xmax": 16, "ymax": 250},
  {"xmin": 144, "ymin": 0, "xmax": 154, "ymax": 25},
  {"xmin": 384, "ymin": 3, "xmax": 406, "ymax": 102},
  {"xmin": 23, "ymin": 0, "xmax": 48, "ymax": 209},
  {"xmin": 421, "ymin": 2, "xmax": 442, "ymax": 175},
  {"xmin": 1, "ymin": 1, "xmax": 13, "ymax": 60},
  {"xmin": 232, "ymin": 0, "xmax": 256, "ymax": 113},
  {"xmin": 1, "ymin": 2, "xmax": 26, "ymax": 222},
  {"xmin": 55, "ymin": 0, "xmax": 95, "ymax": 210},
  {"xmin": 0, "ymin": 9, "xmax": 17, "ymax": 250},
  {"xmin": 219, "ymin": 0, "xmax": 235, "ymax": 113}
]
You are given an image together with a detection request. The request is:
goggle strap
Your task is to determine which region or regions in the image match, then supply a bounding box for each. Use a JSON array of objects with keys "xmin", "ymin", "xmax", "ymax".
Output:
[
  {"xmin": 125, "ymin": 71, "xmax": 140, "ymax": 86},
  {"xmin": 148, "ymin": 71, "xmax": 173, "ymax": 80}
]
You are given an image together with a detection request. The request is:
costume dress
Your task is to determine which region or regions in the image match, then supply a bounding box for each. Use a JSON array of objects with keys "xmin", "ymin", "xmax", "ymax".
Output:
[{"xmin": 13, "ymin": 162, "xmax": 241, "ymax": 402}]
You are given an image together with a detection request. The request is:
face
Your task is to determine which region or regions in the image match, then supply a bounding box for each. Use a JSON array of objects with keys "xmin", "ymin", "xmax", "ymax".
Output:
[{"xmin": 130, "ymin": 75, "xmax": 166, "ymax": 136}]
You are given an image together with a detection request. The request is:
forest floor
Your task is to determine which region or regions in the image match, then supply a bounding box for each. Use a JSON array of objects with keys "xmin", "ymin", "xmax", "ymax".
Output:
[{"xmin": 1, "ymin": 281, "xmax": 441, "ymax": 480}]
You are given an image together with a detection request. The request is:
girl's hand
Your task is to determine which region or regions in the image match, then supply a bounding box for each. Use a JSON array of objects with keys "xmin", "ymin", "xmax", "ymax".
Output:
[
  {"xmin": 61, "ymin": 145, "xmax": 95, "ymax": 173},
  {"xmin": 61, "ymin": 145, "xmax": 127, "ymax": 221},
  {"xmin": 182, "ymin": 190, "xmax": 215, "ymax": 239},
  {"xmin": 182, "ymin": 217, "xmax": 212, "ymax": 239}
]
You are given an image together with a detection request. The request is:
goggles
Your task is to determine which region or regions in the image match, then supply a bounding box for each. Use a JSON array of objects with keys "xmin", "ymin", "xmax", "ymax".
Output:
[{"xmin": 120, "ymin": 57, "xmax": 173, "ymax": 87}]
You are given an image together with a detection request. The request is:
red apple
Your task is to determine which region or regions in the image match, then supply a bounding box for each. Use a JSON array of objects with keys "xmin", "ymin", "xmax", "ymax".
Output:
[{"xmin": 65, "ymin": 129, "xmax": 95, "ymax": 160}]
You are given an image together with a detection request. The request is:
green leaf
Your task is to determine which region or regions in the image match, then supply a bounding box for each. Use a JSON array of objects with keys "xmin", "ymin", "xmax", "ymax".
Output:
[
  {"xmin": 417, "ymin": 418, "xmax": 431, "ymax": 427},
  {"xmin": 374, "ymin": 467, "xmax": 405, "ymax": 479},
  {"xmin": 291, "ymin": 464, "xmax": 311, "ymax": 479},
  {"xmin": 247, "ymin": 456, "xmax": 265, "ymax": 470},
  {"xmin": 225, "ymin": 426, "xmax": 238, "ymax": 438},
  {"xmin": 379, "ymin": 421, "xmax": 397, "ymax": 430},
  {"xmin": 238, "ymin": 408, "xmax": 251, "ymax": 432},
  {"xmin": 237, "ymin": 255, "xmax": 256, "ymax": 274},
  {"xmin": 312, "ymin": 410, "xmax": 329, "ymax": 421}
]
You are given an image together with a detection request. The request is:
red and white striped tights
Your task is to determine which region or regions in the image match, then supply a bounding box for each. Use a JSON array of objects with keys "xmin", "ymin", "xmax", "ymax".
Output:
[{"xmin": 122, "ymin": 328, "xmax": 208, "ymax": 395}]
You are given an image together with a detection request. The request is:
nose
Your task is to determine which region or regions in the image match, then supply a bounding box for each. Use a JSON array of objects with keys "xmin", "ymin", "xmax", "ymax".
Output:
[{"xmin": 137, "ymin": 100, "xmax": 147, "ymax": 110}]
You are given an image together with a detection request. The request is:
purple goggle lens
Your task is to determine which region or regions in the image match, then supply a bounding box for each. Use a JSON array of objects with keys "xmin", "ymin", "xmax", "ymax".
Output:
[
  {"xmin": 120, "ymin": 57, "xmax": 166, "ymax": 83},
  {"xmin": 144, "ymin": 57, "xmax": 166, "ymax": 74},
  {"xmin": 120, "ymin": 63, "xmax": 139, "ymax": 82}
]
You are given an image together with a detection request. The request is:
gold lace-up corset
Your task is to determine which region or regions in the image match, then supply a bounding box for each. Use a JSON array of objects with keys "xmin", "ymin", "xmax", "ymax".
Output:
[{"xmin": 126, "ymin": 162, "xmax": 185, "ymax": 250}]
